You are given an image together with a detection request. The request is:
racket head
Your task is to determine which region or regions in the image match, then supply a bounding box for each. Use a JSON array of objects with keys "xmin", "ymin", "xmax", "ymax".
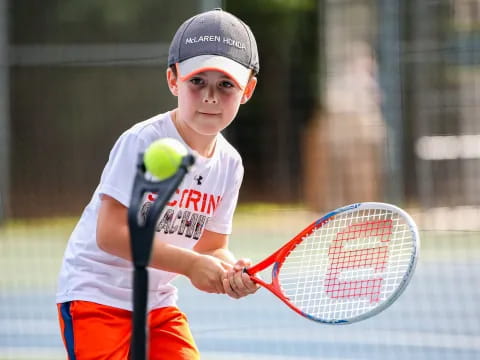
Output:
[{"xmin": 256, "ymin": 202, "xmax": 420, "ymax": 324}]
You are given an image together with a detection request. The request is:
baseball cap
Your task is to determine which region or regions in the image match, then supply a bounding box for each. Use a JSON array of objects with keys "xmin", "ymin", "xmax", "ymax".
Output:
[{"xmin": 168, "ymin": 9, "xmax": 259, "ymax": 89}]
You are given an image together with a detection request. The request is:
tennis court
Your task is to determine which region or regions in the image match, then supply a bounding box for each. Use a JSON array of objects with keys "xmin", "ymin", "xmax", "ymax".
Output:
[
  {"xmin": 1, "ymin": 208, "xmax": 479, "ymax": 360},
  {"xmin": 2, "ymin": 1, "xmax": 480, "ymax": 359}
]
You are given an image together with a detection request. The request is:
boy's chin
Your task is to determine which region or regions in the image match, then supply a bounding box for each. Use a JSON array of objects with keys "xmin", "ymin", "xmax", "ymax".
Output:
[
  {"xmin": 196, "ymin": 127, "xmax": 223, "ymax": 137},
  {"xmin": 194, "ymin": 119, "xmax": 230, "ymax": 135}
]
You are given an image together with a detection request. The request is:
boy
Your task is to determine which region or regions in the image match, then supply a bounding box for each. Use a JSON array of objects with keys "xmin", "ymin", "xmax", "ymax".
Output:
[{"xmin": 56, "ymin": 9, "xmax": 259, "ymax": 360}]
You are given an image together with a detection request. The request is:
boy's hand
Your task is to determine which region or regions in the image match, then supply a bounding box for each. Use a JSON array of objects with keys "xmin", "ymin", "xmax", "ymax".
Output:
[
  {"xmin": 223, "ymin": 259, "xmax": 260, "ymax": 299},
  {"xmin": 187, "ymin": 255, "xmax": 232, "ymax": 294}
]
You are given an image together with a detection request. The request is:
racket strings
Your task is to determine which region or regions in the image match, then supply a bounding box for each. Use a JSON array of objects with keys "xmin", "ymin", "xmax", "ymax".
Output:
[{"xmin": 278, "ymin": 208, "xmax": 415, "ymax": 322}]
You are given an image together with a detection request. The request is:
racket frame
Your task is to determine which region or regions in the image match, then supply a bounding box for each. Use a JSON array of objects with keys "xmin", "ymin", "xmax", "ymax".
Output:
[
  {"xmin": 245, "ymin": 202, "xmax": 420, "ymax": 324},
  {"xmin": 128, "ymin": 153, "xmax": 195, "ymax": 359}
]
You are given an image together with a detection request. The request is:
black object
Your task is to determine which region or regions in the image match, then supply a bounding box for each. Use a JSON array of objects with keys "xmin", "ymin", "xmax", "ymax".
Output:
[{"xmin": 128, "ymin": 153, "xmax": 194, "ymax": 360}]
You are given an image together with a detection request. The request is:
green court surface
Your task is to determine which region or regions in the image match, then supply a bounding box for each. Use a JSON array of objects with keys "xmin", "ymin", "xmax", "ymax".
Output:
[{"xmin": 1, "ymin": 205, "xmax": 479, "ymax": 290}]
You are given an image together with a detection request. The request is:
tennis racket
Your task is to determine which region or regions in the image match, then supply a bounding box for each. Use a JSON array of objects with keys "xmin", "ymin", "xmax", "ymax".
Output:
[
  {"xmin": 128, "ymin": 152, "xmax": 195, "ymax": 360},
  {"xmin": 245, "ymin": 202, "xmax": 419, "ymax": 324}
]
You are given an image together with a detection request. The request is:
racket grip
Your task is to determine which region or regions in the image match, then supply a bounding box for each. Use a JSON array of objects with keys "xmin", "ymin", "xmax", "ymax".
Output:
[
  {"xmin": 242, "ymin": 266, "xmax": 252, "ymax": 275},
  {"xmin": 132, "ymin": 267, "xmax": 148, "ymax": 360}
]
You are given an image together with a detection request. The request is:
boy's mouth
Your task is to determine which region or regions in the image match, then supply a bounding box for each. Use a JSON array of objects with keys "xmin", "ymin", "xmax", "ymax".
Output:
[{"xmin": 198, "ymin": 111, "xmax": 220, "ymax": 116}]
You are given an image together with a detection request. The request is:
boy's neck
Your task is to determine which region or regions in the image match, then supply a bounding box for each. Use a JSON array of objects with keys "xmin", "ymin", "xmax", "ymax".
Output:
[{"xmin": 171, "ymin": 109, "xmax": 217, "ymax": 158}]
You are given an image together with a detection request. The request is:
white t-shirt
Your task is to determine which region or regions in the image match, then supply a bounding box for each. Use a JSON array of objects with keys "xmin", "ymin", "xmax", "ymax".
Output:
[{"xmin": 56, "ymin": 111, "xmax": 244, "ymax": 311}]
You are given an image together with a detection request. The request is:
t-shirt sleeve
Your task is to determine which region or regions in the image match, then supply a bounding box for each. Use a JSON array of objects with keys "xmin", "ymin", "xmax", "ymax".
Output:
[
  {"xmin": 97, "ymin": 132, "xmax": 148, "ymax": 207},
  {"xmin": 205, "ymin": 161, "xmax": 244, "ymax": 235}
]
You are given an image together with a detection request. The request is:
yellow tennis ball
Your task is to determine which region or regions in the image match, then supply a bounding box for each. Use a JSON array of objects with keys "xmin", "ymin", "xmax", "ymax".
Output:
[{"xmin": 144, "ymin": 138, "xmax": 188, "ymax": 180}]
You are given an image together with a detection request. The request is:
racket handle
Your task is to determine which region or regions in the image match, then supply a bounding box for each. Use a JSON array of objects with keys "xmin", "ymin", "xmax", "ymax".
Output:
[{"xmin": 132, "ymin": 267, "xmax": 148, "ymax": 360}]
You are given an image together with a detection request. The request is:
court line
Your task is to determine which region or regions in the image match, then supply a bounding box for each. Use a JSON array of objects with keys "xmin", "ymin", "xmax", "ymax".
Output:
[
  {"xmin": 195, "ymin": 329, "xmax": 480, "ymax": 352},
  {"xmin": 201, "ymin": 352, "xmax": 352, "ymax": 360},
  {"xmin": 0, "ymin": 348, "xmax": 351, "ymax": 360},
  {"xmin": 2, "ymin": 319, "xmax": 480, "ymax": 352},
  {"xmin": 0, "ymin": 347, "xmax": 65, "ymax": 360}
]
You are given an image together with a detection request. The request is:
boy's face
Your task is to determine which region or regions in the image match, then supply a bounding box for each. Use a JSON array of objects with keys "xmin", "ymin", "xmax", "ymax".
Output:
[{"xmin": 167, "ymin": 68, "xmax": 256, "ymax": 136}]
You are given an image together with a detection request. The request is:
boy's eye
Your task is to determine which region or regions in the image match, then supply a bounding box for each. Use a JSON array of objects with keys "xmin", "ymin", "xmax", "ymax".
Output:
[
  {"xmin": 220, "ymin": 80, "xmax": 235, "ymax": 88},
  {"xmin": 189, "ymin": 77, "xmax": 204, "ymax": 85}
]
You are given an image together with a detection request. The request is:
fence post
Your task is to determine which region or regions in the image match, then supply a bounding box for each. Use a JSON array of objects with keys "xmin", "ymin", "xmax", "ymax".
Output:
[
  {"xmin": 0, "ymin": 0, "xmax": 9, "ymax": 223},
  {"xmin": 377, "ymin": 0, "xmax": 405, "ymax": 204}
]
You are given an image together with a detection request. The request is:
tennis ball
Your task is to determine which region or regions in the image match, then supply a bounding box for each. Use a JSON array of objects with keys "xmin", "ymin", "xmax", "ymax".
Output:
[{"xmin": 143, "ymin": 138, "xmax": 188, "ymax": 180}]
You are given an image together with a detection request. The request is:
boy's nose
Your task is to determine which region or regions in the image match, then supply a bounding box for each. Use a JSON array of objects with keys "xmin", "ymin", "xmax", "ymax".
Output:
[
  {"xmin": 203, "ymin": 87, "xmax": 218, "ymax": 104},
  {"xmin": 203, "ymin": 97, "xmax": 218, "ymax": 104}
]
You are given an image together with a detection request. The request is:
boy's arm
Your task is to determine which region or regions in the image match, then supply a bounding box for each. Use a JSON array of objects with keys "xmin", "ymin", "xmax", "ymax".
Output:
[
  {"xmin": 193, "ymin": 230, "xmax": 236, "ymax": 264},
  {"xmin": 96, "ymin": 195, "xmax": 230, "ymax": 294},
  {"xmin": 194, "ymin": 229, "xmax": 259, "ymax": 299}
]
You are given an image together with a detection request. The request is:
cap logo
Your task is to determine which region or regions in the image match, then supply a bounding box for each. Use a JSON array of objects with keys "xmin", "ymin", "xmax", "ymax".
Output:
[{"xmin": 185, "ymin": 36, "xmax": 246, "ymax": 50}]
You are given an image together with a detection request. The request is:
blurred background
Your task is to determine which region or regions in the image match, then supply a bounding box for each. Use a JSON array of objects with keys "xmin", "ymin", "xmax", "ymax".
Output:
[{"xmin": 1, "ymin": 0, "xmax": 479, "ymax": 359}]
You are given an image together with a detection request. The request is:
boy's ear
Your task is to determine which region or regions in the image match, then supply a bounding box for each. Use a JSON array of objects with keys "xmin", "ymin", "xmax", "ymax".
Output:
[
  {"xmin": 166, "ymin": 67, "xmax": 179, "ymax": 96},
  {"xmin": 241, "ymin": 76, "xmax": 257, "ymax": 104}
]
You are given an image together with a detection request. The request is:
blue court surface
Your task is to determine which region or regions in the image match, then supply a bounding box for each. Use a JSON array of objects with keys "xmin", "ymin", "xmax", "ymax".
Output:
[
  {"xmin": 1, "ymin": 258, "xmax": 479, "ymax": 360},
  {"xmin": 1, "ymin": 216, "xmax": 479, "ymax": 360}
]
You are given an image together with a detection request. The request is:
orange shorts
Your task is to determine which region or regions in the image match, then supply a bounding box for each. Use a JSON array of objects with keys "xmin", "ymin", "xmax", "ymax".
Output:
[{"xmin": 57, "ymin": 301, "xmax": 199, "ymax": 360}]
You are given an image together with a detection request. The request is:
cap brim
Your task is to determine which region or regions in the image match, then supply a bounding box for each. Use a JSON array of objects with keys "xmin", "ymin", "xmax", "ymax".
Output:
[{"xmin": 177, "ymin": 55, "xmax": 251, "ymax": 89}]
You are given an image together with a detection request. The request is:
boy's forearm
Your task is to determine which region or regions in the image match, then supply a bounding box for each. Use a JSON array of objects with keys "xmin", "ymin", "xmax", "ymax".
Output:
[
  {"xmin": 149, "ymin": 238, "xmax": 201, "ymax": 276},
  {"xmin": 200, "ymin": 247, "xmax": 236, "ymax": 265}
]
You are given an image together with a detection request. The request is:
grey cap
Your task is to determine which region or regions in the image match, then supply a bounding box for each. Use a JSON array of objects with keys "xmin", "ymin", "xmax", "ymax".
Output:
[{"xmin": 168, "ymin": 9, "xmax": 259, "ymax": 79}]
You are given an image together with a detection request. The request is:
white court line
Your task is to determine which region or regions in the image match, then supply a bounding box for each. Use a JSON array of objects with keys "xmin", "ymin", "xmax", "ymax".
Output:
[
  {"xmin": 2, "ymin": 320, "xmax": 480, "ymax": 352},
  {"xmin": 0, "ymin": 320, "xmax": 60, "ymax": 335},
  {"xmin": 1, "ymin": 330, "xmax": 479, "ymax": 360},
  {"xmin": 201, "ymin": 352, "xmax": 352, "ymax": 360},
  {"xmin": 195, "ymin": 328, "xmax": 480, "ymax": 352},
  {"xmin": 2, "ymin": 322, "xmax": 479, "ymax": 355},
  {"xmin": 0, "ymin": 348, "xmax": 351, "ymax": 360},
  {"xmin": 0, "ymin": 348, "xmax": 65, "ymax": 360}
]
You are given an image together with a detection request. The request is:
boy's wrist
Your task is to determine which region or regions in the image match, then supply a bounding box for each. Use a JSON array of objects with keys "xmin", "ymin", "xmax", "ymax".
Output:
[
  {"xmin": 178, "ymin": 250, "xmax": 202, "ymax": 277},
  {"xmin": 151, "ymin": 240, "xmax": 201, "ymax": 276},
  {"xmin": 211, "ymin": 248, "xmax": 236, "ymax": 265}
]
